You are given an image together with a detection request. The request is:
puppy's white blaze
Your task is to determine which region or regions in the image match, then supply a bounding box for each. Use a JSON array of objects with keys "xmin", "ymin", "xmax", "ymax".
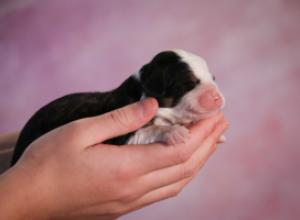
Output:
[
  {"xmin": 174, "ymin": 49, "xmax": 225, "ymax": 111},
  {"xmin": 173, "ymin": 49, "xmax": 213, "ymax": 83}
]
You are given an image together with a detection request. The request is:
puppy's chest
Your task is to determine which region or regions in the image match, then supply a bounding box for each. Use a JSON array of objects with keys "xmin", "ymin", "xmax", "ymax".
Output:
[
  {"xmin": 153, "ymin": 107, "xmax": 193, "ymax": 126},
  {"xmin": 127, "ymin": 107, "xmax": 193, "ymax": 145}
]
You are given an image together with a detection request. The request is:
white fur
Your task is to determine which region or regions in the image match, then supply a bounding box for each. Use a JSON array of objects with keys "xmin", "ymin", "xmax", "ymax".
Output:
[
  {"xmin": 173, "ymin": 49, "xmax": 212, "ymax": 84},
  {"xmin": 127, "ymin": 124, "xmax": 189, "ymax": 145},
  {"xmin": 128, "ymin": 50, "xmax": 226, "ymax": 145}
]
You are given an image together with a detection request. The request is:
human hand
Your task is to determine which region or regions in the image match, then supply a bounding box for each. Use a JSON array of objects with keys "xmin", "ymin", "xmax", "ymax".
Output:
[{"xmin": 0, "ymin": 98, "xmax": 228, "ymax": 220}]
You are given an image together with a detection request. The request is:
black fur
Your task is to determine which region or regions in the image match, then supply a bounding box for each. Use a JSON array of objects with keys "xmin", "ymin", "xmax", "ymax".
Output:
[
  {"xmin": 11, "ymin": 76, "xmax": 143, "ymax": 165},
  {"xmin": 11, "ymin": 51, "xmax": 200, "ymax": 166},
  {"xmin": 140, "ymin": 51, "xmax": 200, "ymax": 107}
]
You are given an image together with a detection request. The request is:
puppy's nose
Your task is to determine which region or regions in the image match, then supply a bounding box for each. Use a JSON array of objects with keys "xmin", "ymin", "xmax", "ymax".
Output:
[{"xmin": 198, "ymin": 89, "xmax": 223, "ymax": 111}]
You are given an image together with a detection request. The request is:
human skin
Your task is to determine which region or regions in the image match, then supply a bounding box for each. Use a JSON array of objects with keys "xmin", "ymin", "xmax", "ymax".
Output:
[{"xmin": 0, "ymin": 98, "xmax": 228, "ymax": 220}]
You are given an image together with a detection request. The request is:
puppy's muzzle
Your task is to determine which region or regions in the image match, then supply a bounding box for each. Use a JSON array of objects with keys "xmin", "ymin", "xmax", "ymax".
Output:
[{"xmin": 198, "ymin": 86, "xmax": 223, "ymax": 111}]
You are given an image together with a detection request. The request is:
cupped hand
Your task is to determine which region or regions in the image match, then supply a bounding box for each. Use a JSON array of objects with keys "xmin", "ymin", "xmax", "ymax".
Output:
[{"xmin": 0, "ymin": 98, "xmax": 228, "ymax": 220}]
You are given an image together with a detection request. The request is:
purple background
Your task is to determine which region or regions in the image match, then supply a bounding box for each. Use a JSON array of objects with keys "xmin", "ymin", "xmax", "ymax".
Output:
[{"xmin": 1, "ymin": 0, "xmax": 300, "ymax": 219}]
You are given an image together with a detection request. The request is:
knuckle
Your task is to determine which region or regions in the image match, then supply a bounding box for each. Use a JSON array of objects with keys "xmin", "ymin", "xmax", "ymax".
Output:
[
  {"xmin": 169, "ymin": 186, "xmax": 182, "ymax": 198},
  {"xmin": 115, "ymin": 151, "xmax": 136, "ymax": 182},
  {"xmin": 212, "ymin": 133, "xmax": 222, "ymax": 143},
  {"xmin": 110, "ymin": 109, "xmax": 126, "ymax": 126},
  {"xmin": 111, "ymin": 205, "xmax": 127, "ymax": 216},
  {"xmin": 211, "ymin": 143, "xmax": 217, "ymax": 152},
  {"xmin": 60, "ymin": 119, "xmax": 84, "ymax": 141},
  {"xmin": 118, "ymin": 187, "xmax": 137, "ymax": 203},
  {"xmin": 182, "ymin": 163, "xmax": 196, "ymax": 178},
  {"xmin": 116, "ymin": 165, "xmax": 135, "ymax": 182},
  {"xmin": 175, "ymin": 147, "xmax": 190, "ymax": 163},
  {"xmin": 109, "ymin": 108, "xmax": 135, "ymax": 130}
]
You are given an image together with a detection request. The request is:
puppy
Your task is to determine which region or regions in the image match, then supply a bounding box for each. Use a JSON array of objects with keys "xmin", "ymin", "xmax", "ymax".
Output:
[{"xmin": 11, "ymin": 49, "xmax": 225, "ymax": 166}]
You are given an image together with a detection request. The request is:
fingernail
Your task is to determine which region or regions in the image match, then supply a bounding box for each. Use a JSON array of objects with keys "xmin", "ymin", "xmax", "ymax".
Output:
[
  {"xmin": 138, "ymin": 98, "xmax": 158, "ymax": 118},
  {"xmin": 221, "ymin": 121, "xmax": 229, "ymax": 133}
]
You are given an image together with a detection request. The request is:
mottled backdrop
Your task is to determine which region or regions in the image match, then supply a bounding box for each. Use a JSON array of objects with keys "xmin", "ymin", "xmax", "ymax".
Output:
[{"xmin": 0, "ymin": 0, "xmax": 299, "ymax": 219}]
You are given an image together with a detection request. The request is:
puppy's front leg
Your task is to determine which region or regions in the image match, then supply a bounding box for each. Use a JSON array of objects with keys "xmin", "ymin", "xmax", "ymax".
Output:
[{"xmin": 127, "ymin": 125, "xmax": 190, "ymax": 145}]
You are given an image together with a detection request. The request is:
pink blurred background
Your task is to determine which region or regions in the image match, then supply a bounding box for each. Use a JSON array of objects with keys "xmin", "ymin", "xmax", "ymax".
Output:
[{"xmin": 1, "ymin": 0, "xmax": 300, "ymax": 219}]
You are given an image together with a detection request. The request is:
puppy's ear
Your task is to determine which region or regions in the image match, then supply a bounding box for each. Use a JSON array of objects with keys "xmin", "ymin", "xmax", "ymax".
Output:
[{"xmin": 139, "ymin": 62, "xmax": 167, "ymax": 98}]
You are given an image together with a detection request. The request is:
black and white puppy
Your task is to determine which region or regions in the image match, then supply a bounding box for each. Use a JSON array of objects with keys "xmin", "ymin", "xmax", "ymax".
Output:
[{"xmin": 11, "ymin": 49, "xmax": 225, "ymax": 166}]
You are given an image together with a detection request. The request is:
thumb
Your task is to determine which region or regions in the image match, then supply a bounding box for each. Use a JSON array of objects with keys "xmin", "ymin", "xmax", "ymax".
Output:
[{"xmin": 66, "ymin": 98, "xmax": 158, "ymax": 147}]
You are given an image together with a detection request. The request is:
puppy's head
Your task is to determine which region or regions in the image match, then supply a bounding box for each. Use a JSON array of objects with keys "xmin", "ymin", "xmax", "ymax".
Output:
[{"xmin": 138, "ymin": 49, "xmax": 225, "ymax": 119}]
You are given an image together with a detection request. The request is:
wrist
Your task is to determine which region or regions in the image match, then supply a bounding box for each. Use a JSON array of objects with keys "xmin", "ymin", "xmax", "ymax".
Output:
[{"xmin": 0, "ymin": 165, "xmax": 50, "ymax": 220}]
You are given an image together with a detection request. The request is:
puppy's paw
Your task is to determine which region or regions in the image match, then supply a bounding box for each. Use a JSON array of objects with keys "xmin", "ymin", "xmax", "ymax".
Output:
[{"xmin": 162, "ymin": 125, "xmax": 190, "ymax": 145}]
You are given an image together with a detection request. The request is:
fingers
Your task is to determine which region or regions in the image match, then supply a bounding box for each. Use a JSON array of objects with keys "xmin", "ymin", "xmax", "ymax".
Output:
[
  {"xmin": 121, "ymin": 176, "xmax": 192, "ymax": 215},
  {"xmin": 133, "ymin": 118, "xmax": 229, "ymax": 195},
  {"xmin": 60, "ymin": 98, "xmax": 158, "ymax": 148},
  {"xmin": 122, "ymin": 112, "xmax": 225, "ymax": 175},
  {"xmin": 117, "ymin": 119, "xmax": 229, "ymax": 214},
  {"xmin": 83, "ymin": 116, "xmax": 227, "ymax": 217},
  {"xmin": 192, "ymin": 119, "xmax": 229, "ymax": 163},
  {"xmin": 92, "ymin": 177, "xmax": 193, "ymax": 217}
]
